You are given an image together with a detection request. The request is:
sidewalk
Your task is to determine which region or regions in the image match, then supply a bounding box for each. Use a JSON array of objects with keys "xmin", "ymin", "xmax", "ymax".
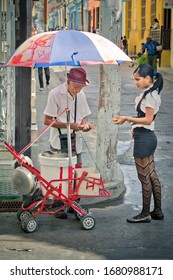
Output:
[{"xmin": 158, "ymin": 66, "xmax": 173, "ymax": 82}]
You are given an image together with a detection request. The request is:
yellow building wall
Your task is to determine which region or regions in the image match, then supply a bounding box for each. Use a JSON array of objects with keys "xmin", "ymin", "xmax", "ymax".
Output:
[
  {"xmin": 160, "ymin": 50, "xmax": 171, "ymax": 67},
  {"xmin": 127, "ymin": 0, "xmax": 164, "ymax": 55},
  {"xmin": 156, "ymin": 0, "xmax": 164, "ymax": 24}
]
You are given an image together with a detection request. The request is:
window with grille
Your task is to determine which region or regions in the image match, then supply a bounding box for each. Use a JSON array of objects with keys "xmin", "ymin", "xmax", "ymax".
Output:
[
  {"xmin": 141, "ymin": 0, "xmax": 146, "ymax": 38},
  {"xmin": 127, "ymin": 0, "xmax": 131, "ymax": 38},
  {"xmin": 96, "ymin": 7, "xmax": 100, "ymax": 29},
  {"xmin": 151, "ymin": 0, "xmax": 156, "ymax": 23}
]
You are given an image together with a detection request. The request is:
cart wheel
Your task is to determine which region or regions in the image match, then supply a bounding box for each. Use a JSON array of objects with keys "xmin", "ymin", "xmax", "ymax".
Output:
[
  {"xmin": 67, "ymin": 198, "xmax": 80, "ymax": 213},
  {"xmin": 21, "ymin": 217, "xmax": 38, "ymax": 233},
  {"xmin": 80, "ymin": 215, "xmax": 95, "ymax": 230},
  {"xmin": 74, "ymin": 210, "xmax": 82, "ymax": 220},
  {"xmin": 17, "ymin": 208, "xmax": 31, "ymax": 221},
  {"xmin": 75, "ymin": 207, "xmax": 89, "ymax": 220}
]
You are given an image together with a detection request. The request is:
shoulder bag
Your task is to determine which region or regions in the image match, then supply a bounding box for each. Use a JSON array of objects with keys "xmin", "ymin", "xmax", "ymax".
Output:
[{"xmin": 58, "ymin": 96, "xmax": 77, "ymax": 153}]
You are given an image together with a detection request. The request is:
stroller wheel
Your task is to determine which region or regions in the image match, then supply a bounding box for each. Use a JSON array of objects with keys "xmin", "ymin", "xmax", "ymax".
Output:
[
  {"xmin": 21, "ymin": 217, "xmax": 38, "ymax": 233},
  {"xmin": 74, "ymin": 207, "xmax": 89, "ymax": 220},
  {"xmin": 67, "ymin": 198, "xmax": 80, "ymax": 213},
  {"xmin": 80, "ymin": 215, "xmax": 95, "ymax": 230},
  {"xmin": 17, "ymin": 208, "xmax": 31, "ymax": 221},
  {"xmin": 74, "ymin": 210, "xmax": 82, "ymax": 220}
]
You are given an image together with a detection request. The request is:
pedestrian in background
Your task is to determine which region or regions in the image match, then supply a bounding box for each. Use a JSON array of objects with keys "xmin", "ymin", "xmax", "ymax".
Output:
[
  {"xmin": 150, "ymin": 18, "xmax": 160, "ymax": 30},
  {"xmin": 92, "ymin": 27, "xmax": 96, "ymax": 33},
  {"xmin": 112, "ymin": 64, "xmax": 164, "ymax": 223},
  {"xmin": 38, "ymin": 67, "xmax": 50, "ymax": 91},
  {"xmin": 122, "ymin": 36, "xmax": 128, "ymax": 54},
  {"xmin": 36, "ymin": 29, "xmax": 51, "ymax": 91},
  {"xmin": 142, "ymin": 36, "xmax": 161, "ymax": 71},
  {"xmin": 120, "ymin": 36, "xmax": 124, "ymax": 50},
  {"xmin": 32, "ymin": 26, "xmax": 37, "ymax": 36}
]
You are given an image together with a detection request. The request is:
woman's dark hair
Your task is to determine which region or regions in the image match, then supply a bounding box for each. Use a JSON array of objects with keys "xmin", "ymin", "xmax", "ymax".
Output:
[{"xmin": 133, "ymin": 63, "xmax": 163, "ymax": 94}]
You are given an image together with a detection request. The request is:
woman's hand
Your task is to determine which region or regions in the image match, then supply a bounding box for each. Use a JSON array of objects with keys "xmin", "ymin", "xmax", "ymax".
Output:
[{"xmin": 112, "ymin": 116, "xmax": 129, "ymax": 125}]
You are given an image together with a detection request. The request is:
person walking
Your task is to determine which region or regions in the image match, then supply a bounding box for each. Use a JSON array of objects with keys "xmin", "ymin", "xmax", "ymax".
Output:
[
  {"xmin": 112, "ymin": 63, "xmax": 164, "ymax": 223},
  {"xmin": 120, "ymin": 36, "xmax": 124, "ymax": 50},
  {"xmin": 38, "ymin": 67, "xmax": 50, "ymax": 91},
  {"xmin": 92, "ymin": 27, "xmax": 96, "ymax": 33},
  {"xmin": 142, "ymin": 36, "xmax": 161, "ymax": 71},
  {"xmin": 35, "ymin": 28, "xmax": 50, "ymax": 91},
  {"xmin": 122, "ymin": 36, "xmax": 128, "ymax": 54},
  {"xmin": 44, "ymin": 67, "xmax": 92, "ymax": 164}
]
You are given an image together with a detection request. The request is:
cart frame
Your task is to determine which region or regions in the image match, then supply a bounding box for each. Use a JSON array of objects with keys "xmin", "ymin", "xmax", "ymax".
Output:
[{"xmin": 4, "ymin": 141, "xmax": 111, "ymax": 231}]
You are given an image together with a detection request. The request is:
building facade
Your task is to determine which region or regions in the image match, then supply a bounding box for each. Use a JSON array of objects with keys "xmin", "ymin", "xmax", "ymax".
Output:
[
  {"xmin": 43, "ymin": 0, "xmax": 173, "ymax": 67},
  {"xmin": 88, "ymin": 0, "xmax": 100, "ymax": 33},
  {"xmin": 124, "ymin": 0, "xmax": 173, "ymax": 67}
]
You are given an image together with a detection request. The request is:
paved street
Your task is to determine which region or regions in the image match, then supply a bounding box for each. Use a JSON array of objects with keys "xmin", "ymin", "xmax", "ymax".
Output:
[{"xmin": 0, "ymin": 64, "xmax": 173, "ymax": 260}]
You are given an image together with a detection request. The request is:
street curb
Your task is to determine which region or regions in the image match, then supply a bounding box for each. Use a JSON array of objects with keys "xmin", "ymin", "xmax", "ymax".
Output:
[{"xmin": 158, "ymin": 67, "xmax": 173, "ymax": 82}]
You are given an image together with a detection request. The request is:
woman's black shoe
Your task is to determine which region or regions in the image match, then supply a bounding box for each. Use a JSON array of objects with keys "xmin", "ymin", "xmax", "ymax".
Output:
[
  {"xmin": 150, "ymin": 211, "xmax": 164, "ymax": 220},
  {"xmin": 127, "ymin": 213, "xmax": 151, "ymax": 223}
]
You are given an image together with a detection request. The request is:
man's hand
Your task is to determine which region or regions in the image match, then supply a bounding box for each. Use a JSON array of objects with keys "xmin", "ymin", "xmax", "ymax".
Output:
[{"xmin": 78, "ymin": 124, "xmax": 92, "ymax": 132}]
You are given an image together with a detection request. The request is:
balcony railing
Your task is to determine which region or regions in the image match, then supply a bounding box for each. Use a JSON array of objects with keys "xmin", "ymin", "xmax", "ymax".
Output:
[
  {"xmin": 150, "ymin": 27, "xmax": 171, "ymax": 50},
  {"xmin": 161, "ymin": 27, "xmax": 171, "ymax": 50}
]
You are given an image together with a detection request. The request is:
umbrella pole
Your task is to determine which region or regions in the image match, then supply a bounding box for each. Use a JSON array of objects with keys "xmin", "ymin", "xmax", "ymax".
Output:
[
  {"xmin": 65, "ymin": 63, "xmax": 72, "ymax": 167},
  {"xmin": 67, "ymin": 110, "xmax": 72, "ymax": 166}
]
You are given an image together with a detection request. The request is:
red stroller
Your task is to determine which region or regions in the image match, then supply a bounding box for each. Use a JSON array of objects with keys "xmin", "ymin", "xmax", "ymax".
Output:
[{"xmin": 4, "ymin": 141, "xmax": 111, "ymax": 232}]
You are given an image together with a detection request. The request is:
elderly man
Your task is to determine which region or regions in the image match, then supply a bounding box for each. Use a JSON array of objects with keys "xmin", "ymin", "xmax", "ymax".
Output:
[
  {"xmin": 142, "ymin": 36, "xmax": 161, "ymax": 71},
  {"xmin": 44, "ymin": 67, "xmax": 92, "ymax": 164}
]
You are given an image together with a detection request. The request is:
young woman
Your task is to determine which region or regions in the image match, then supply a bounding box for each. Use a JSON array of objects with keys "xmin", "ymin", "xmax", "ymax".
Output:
[{"xmin": 112, "ymin": 64, "xmax": 164, "ymax": 223}]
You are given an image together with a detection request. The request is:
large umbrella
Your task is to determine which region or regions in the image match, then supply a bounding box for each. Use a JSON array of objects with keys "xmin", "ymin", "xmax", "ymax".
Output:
[
  {"xmin": 5, "ymin": 30, "xmax": 131, "ymax": 68},
  {"xmin": 4, "ymin": 30, "xmax": 131, "ymax": 164}
]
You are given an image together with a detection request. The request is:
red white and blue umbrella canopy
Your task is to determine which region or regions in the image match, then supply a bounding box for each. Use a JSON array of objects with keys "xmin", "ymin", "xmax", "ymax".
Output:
[{"xmin": 5, "ymin": 30, "xmax": 131, "ymax": 68}]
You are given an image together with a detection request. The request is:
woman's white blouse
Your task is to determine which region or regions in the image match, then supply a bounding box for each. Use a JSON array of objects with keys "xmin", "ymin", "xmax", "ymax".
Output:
[{"xmin": 132, "ymin": 89, "xmax": 161, "ymax": 131}]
